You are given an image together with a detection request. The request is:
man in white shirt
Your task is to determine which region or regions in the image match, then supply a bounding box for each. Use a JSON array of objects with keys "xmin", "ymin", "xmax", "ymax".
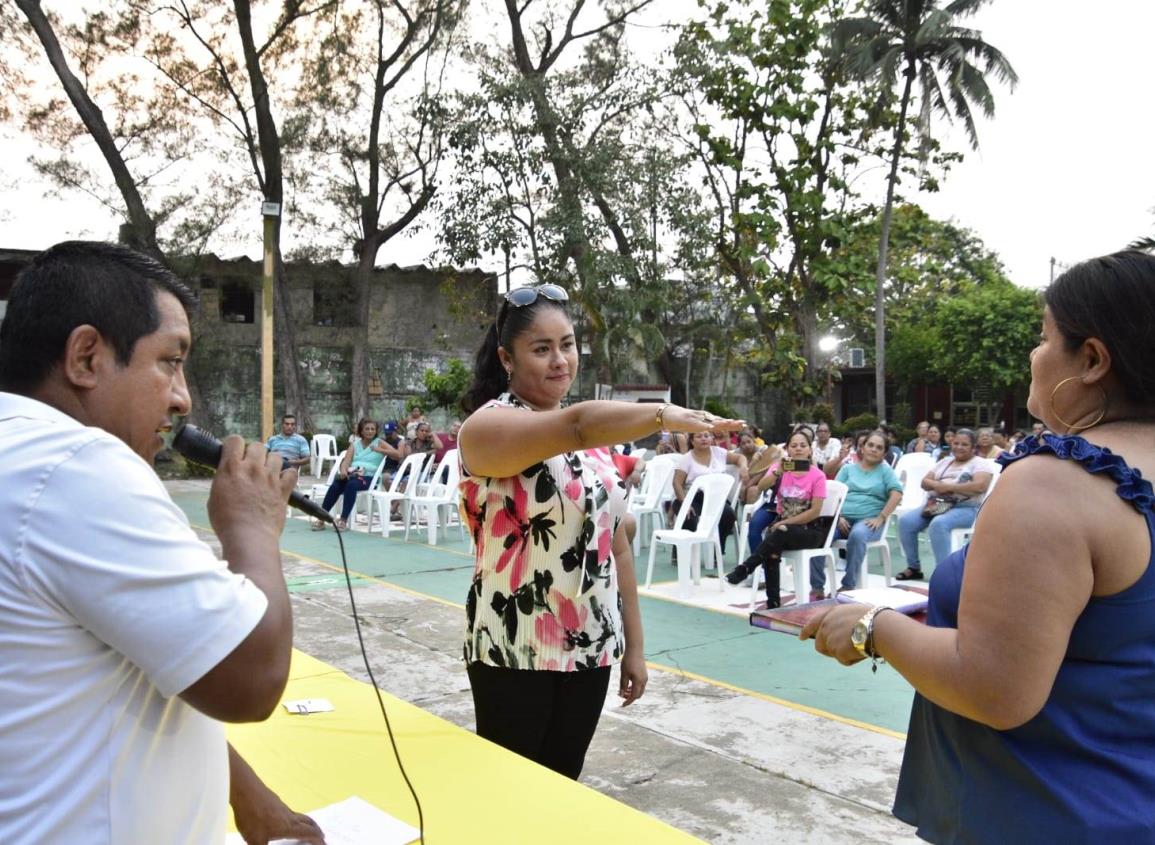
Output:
[
  {"xmin": 0, "ymin": 242, "xmax": 323, "ymax": 844},
  {"xmin": 811, "ymin": 423, "xmax": 842, "ymax": 468}
]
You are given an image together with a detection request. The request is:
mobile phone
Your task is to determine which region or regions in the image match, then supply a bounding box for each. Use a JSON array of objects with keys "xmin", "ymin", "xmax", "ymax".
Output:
[{"xmin": 781, "ymin": 458, "xmax": 811, "ymax": 473}]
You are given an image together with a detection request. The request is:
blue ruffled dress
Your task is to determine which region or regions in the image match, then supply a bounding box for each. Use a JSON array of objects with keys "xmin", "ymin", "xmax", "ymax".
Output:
[{"xmin": 893, "ymin": 434, "xmax": 1155, "ymax": 843}]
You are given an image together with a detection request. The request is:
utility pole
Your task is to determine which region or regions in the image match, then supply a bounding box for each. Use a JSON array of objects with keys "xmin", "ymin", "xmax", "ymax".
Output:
[{"xmin": 260, "ymin": 200, "xmax": 280, "ymax": 438}]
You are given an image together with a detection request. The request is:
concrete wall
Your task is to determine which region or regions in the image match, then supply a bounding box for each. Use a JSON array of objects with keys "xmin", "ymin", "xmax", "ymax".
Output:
[{"xmin": 182, "ymin": 254, "xmax": 496, "ymax": 439}]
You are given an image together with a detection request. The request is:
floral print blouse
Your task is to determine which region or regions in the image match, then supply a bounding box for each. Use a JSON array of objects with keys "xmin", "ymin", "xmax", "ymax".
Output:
[{"xmin": 458, "ymin": 394, "xmax": 628, "ymax": 672}]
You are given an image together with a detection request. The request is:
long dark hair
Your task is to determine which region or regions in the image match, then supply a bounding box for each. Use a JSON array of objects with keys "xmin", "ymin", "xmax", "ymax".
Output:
[
  {"xmin": 1047, "ymin": 250, "xmax": 1155, "ymax": 409},
  {"xmin": 460, "ymin": 294, "xmax": 570, "ymax": 414}
]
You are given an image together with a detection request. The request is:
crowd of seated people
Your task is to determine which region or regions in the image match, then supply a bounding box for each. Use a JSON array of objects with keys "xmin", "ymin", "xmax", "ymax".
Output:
[
  {"xmin": 625, "ymin": 413, "xmax": 1047, "ymax": 602},
  {"xmin": 284, "ymin": 400, "xmax": 464, "ymax": 528}
]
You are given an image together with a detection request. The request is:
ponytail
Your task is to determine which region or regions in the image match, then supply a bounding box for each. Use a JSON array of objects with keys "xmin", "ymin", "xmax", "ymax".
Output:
[{"xmin": 461, "ymin": 322, "xmax": 507, "ymax": 415}]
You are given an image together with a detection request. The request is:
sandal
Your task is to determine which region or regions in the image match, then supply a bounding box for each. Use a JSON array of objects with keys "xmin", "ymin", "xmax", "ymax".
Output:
[
  {"xmin": 895, "ymin": 567, "xmax": 924, "ymax": 581},
  {"xmin": 310, "ymin": 518, "xmax": 326, "ymax": 531}
]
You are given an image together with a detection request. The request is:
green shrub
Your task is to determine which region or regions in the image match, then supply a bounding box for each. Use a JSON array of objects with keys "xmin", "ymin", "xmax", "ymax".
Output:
[
  {"xmin": 834, "ymin": 412, "xmax": 879, "ymax": 439},
  {"xmin": 422, "ymin": 358, "xmax": 472, "ymax": 411},
  {"xmin": 704, "ymin": 398, "xmax": 740, "ymax": 421},
  {"xmin": 794, "ymin": 403, "xmax": 834, "ymax": 426}
]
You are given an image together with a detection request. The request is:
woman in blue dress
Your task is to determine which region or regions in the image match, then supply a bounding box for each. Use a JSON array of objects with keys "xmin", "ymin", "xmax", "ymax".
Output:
[{"xmin": 802, "ymin": 250, "xmax": 1155, "ymax": 842}]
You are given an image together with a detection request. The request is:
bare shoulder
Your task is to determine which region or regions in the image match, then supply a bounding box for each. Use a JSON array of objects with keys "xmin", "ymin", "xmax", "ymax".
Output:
[{"xmin": 458, "ymin": 403, "xmax": 526, "ymax": 449}]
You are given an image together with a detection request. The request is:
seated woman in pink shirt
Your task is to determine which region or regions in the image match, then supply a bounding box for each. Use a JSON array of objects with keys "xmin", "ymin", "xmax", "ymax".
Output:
[{"xmin": 726, "ymin": 428, "xmax": 827, "ymax": 607}]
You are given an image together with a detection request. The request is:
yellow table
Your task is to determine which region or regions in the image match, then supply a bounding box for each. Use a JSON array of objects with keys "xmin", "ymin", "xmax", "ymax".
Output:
[{"xmin": 228, "ymin": 651, "xmax": 703, "ymax": 844}]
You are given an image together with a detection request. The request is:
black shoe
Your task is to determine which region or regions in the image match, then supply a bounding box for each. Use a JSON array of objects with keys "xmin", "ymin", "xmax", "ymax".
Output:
[
  {"xmin": 895, "ymin": 567, "xmax": 924, "ymax": 581},
  {"xmin": 726, "ymin": 563, "xmax": 751, "ymax": 585}
]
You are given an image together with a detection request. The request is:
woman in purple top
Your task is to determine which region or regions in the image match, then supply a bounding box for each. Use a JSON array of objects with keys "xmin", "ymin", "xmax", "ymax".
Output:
[{"xmin": 802, "ymin": 250, "xmax": 1155, "ymax": 842}]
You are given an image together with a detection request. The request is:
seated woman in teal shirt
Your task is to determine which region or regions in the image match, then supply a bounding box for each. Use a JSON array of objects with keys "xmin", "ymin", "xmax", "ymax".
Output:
[
  {"xmin": 810, "ymin": 429, "xmax": 902, "ymax": 595},
  {"xmin": 315, "ymin": 418, "xmax": 386, "ymax": 529}
]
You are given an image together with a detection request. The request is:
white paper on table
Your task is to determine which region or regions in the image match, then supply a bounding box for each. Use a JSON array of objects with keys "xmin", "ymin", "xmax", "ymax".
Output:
[
  {"xmin": 282, "ymin": 698, "xmax": 335, "ymax": 714},
  {"xmin": 225, "ymin": 795, "xmax": 419, "ymax": 845}
]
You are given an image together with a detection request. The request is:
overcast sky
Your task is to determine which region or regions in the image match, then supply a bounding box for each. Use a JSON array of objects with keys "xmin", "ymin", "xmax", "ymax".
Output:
[{"xmin": 3, "ymin": 1, "xmax": 1153, "ymax": 290}]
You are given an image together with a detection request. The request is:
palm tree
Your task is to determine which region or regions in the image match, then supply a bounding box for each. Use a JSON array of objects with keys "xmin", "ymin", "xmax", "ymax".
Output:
[{"xmin": 833, "ymin": 0, "xmax": 1017, "ymax": 422}]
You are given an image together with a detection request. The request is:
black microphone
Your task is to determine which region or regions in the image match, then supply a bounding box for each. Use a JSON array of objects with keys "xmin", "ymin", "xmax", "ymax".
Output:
[{"xmin": 173, "ymin": 424, "xmax": 334, "ymax": 524}]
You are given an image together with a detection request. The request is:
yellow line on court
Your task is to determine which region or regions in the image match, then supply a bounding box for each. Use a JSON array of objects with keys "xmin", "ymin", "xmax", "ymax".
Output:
[
  {"xmin": 191, "ymin": 519, "xmax": 905, "ymax": 739},
  {"xmin": 645, "ymin": 659, "xmax": 907, "ymax": 741}
]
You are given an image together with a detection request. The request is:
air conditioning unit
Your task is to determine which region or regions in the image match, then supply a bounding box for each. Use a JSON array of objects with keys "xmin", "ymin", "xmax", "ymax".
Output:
[{"xmin": 848, "ymin": 347, "xmax": 866, "ymax": 368}]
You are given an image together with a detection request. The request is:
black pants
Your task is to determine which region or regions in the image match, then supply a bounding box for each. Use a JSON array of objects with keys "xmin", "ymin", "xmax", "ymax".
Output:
[
  {"xmin": 467, "ymin": 662, "xmax": 612, "ymax": 780},
  {"xmin": 681, "ymin": 492, "xmax": 737, "ymax": 552},
  {"xmin": 744, "ymin": 523, "xmax": 826, "ymax": 606}
]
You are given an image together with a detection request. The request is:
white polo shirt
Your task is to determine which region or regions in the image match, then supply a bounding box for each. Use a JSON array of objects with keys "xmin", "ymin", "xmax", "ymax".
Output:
[{"xmin": 0, "ymin": 394, "xmax": 269, "ymax": 844}]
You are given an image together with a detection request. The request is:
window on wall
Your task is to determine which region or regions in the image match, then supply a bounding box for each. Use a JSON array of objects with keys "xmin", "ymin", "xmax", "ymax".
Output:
[
  {"xmin": 313, "ymin": 279, "xmax": 357, "ymax": 327},
  {"xmin": 220, "ymin": 283, "xmax": 255, "ymax": 323}
]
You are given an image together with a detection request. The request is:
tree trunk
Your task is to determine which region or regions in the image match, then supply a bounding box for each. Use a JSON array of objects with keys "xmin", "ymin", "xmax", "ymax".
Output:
[
  {"xmin": 272, "ymin": 248, "xmax": 312, "ymax": 432},
  {"xmin": 234, "ymin": 0, "xmax": 312, "ymax": 431},
  {"xmin": 874, "ymin": 62, "xmax": 916, "ymax": 423},
  {"xmin": 350, "ymin": 252, "xmax": 375, "ymax": 424}
]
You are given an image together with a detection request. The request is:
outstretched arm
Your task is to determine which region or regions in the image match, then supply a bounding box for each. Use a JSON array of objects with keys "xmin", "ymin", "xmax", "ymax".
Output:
[{"xmin": 459, "ymin": 401, "xmax": 741, "ymax": 479}]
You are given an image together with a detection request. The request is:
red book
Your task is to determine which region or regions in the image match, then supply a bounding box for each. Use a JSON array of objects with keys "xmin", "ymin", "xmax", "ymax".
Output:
[
  {"xmin": 750, "ymin": 588, "xmax": 928, "ymax": 635},
  {"xmin": 749, "ymin": 598, "xmax": 843, "ymax": 635}
]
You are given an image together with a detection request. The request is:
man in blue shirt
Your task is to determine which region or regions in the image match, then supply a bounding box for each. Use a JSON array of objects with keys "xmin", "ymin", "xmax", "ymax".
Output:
[{"xmin": 266, "ymin": 415, "xmax": 310, "ymax": 470}]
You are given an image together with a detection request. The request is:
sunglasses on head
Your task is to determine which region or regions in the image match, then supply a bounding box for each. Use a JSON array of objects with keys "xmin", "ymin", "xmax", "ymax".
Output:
[
  {"xmin": 503, "ymin": 284, "xmax": 569, "ymax": 307},
  {"xmin": 497, "ymin": 284, "xmax": 569, "ymax": 337}
]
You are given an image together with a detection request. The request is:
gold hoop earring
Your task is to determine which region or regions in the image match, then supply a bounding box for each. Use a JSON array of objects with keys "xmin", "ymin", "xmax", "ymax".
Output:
[{"xmin": 1049, "ymin": 376, "xmax": 1107, "ymax": 433}]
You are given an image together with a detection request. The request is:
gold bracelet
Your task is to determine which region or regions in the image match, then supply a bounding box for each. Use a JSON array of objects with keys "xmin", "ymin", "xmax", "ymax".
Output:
[{"xmin": 655, "ymin": 403, "xmax": 671, "ymax": 431}]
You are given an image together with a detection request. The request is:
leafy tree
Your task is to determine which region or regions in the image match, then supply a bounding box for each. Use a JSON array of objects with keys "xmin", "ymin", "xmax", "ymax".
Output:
[
  {"xmin": 441, "ymin": 0, "xmax": 714, "ymax": 392},
  {"xmin": 832, "ymin": 0, "xmax": 1017, "ymax": 421},
  {"xmin": 145, "ymin": 0, "xmax": 335, "ymax": 432},
  {"xmin": 285, "ymin": 0, "xmax": 464, "ymax": 422},
  {"xmin": 822, "ymin": 202, "xmax": 1012, "ymax": 347},
  {"xmin": 8, "ymin": 0, "xmax": 224, "ymax": 428},
  {"xmin": 7, "ymin": 0, "xmax": 326, "ymax": 430},
  {"xmin": 935, "ymin": 280, "xmax": 1039, "ymax": 391},
  {"xmin": 676, "ymin": 0, "xmax": 885, "ymax": 404}
]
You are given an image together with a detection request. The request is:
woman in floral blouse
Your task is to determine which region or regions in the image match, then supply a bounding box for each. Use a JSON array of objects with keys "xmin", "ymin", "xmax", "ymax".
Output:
[{"xmin": 457, "ymin": 284, "xmax": 740, "ymax": 779}]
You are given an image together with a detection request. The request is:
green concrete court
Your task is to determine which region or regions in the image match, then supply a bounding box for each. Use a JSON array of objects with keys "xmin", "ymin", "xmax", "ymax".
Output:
[{"xmin": 172, "ymin": 491, "xmax": 938, "ymax": 736}]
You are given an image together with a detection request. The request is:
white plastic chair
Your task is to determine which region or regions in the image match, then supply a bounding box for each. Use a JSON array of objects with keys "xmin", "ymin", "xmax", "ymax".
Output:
[
  {"xmin": 723, "ymin": 465, "xmax": 745, "ymax": 568},
  {"xmin": 627, "ymin": 458, "xmax": 677, "ymax": 556},
  {"xmin": 749, "ymin": 480, "xmax": 848, "ymax": 609},
  {"xmin": 831, "ymin": 510, "xmax": 896, "ymax": 589},
  {"xmin": 306, "ymin": 449, "xmax": 382, "ymax": 526},
  {"xmin": 309, "ymin": 449, "xmax": 347, "ymax": 510},
  {"xmin": 350, "ymin": 458, "xmax": 390, "ymax": 527},
  {"xmin": 369, "ymin": 451, "xmax": 431, "ymax": 537},
  {"xmin": 891, "ymin": 452, "xmax": 937, "ymax": 532},
  {"xmin": 405, "ymin": 449, "xmax": 466, "ymax": 545},
  {"xmin": 645, "ymin": 473, "xmax": 734, "ymax": 596},
  {"xmin": 310, "ymin": 434, "xmax": 339, "ymax": 479},
  {"xmin": 949, "ymin": 465, "xmax": 1003, "ymax": 553}
]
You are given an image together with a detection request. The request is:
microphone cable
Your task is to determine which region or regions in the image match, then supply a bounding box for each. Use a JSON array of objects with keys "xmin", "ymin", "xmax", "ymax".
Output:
[{"xmin": 331, "ymin": 523, "xmax": 425, "ymax": 842}]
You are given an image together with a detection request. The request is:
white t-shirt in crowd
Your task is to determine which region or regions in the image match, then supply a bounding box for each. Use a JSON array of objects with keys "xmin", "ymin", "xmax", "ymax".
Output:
[
  {"xmin": 677, "ymin": 445, "xmax": 730, "ymax": 486},
  {"xmin": 0, "ymin": 394, "xmax": 269, "ymax": 845},
  {"xmin": 812, "ymin": 437, "xmax": 842, "ymax": 466}
]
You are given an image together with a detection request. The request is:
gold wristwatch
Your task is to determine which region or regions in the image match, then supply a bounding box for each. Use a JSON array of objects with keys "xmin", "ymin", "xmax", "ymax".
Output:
[{"xmin": 851, "ymin": 605, "xmax": 892, "ymax": 673}]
